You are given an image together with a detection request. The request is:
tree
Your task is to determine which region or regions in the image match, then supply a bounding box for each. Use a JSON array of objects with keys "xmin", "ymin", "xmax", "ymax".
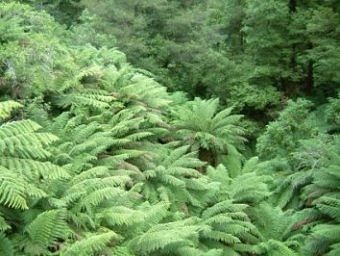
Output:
[{"xmin": 172, "ymin": 98, "xmax": 245, "ymax": 166}]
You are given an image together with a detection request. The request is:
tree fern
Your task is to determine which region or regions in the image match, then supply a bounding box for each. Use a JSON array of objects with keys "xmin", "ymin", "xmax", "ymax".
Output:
[
  {"xmin": 301, "ymin": 147, "xmax": 340, "ymax": 255},
  {"xmin": 139, "ymin": 144, "xmax": 214, "ymax": 210},
  {"xmin": 172, "ymin": 98, "xmax": 245, "ymax": 166},
  {"xmin": 3, "ymin": 3, "xmax": 340, "ymax": 256}
]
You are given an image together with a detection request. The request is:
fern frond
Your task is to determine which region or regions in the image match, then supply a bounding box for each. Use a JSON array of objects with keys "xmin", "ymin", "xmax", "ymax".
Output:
[
  {"xmin": 177, "ymin": 247, "xmax": 223, "ymax": 256},
  {"xmin": 201, "ymin": 230, "xmax": 241, "ymax": 244},
  {"xmin": 138, "ymin": 202, "xmax": 170, "ymax": 228},
  {"xmin": 62, "ymin": 231, "xmax": 121, "ymax": 256},
  {"xmin": 25, "ymin": 209, "xmax": 71, "ymax": 249},
  {"xmin": 0, "ymin": 120, "xmax": 41, "ymax": 138},
  {"xmin": 71, "ymin": 166, "xmax": 110, "ymax": 182},
  {"xmin": 326, "ymin": 243, "xmax": 340, "ymax": 256},
  {"xmin": 80, "ymin": 187, "xmax": 126, "ymax": 209},
  {"xmin": 97, "ymin": 206, "xmax": 145, "ymax": 226},
  {"xmin": 303, "ymin": 225, "xmax": 340, "ymax": 255},
  {"xmin": 315, "ymin": 196, "xmax": 340, "ymax": 221},
  {"xmin": 202, "ymin": 200, "xmax": 248, "ymax": 219},
  {"xmin": 0, "ymin": 166, "xmax": 28, "ymax": 209},
  {"xmin": 0, "ymin": 157, "xmax": 70, "ymax": 180},
  {"xmin": 56, "ymin": 89, "xmax": 114, "ymax": 110},
  {"xmin": 111, "ymin": 246, "xmax": 135, "ymax": 256},
  {"xmin": 0, "ymin": 233, "xmax": 14, "ymax": 256},
  {"xmin": 130, "ymin": 218, "xmax": 208, "ymax": 255},
  {"xmin": 0, "ymin": 131, "xmax": 58, "ymax": 156},
  {"xmin": 0, "ymin": 101, "xmax": 22, "ymax": 120},
  {"xmin": 0, "ymin": 215, "xmax": 10, "ymax": 232}
]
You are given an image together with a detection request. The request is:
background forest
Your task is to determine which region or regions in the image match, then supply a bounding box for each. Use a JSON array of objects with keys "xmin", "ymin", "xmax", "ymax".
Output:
[{"xmin": 0, "ymin": 0, "xmax": 339, "ymax": 255}]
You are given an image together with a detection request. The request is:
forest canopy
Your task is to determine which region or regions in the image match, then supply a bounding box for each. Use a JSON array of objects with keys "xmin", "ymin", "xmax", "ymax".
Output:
[{"xmin": 0, "ymin": 1, "xmax": 339, "ymax": 255}]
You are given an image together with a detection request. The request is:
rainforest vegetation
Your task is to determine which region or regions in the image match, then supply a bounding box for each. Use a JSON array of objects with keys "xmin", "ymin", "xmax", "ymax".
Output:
[{"xmin": 0, "ymin": 1, "xmax": 339, "ymax": 255}]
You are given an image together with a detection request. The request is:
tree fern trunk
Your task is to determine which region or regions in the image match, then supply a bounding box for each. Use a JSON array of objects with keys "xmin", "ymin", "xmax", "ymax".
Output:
[{"xmin": 198, "ymin": 147, "xmax": 217, "ymax": 168}]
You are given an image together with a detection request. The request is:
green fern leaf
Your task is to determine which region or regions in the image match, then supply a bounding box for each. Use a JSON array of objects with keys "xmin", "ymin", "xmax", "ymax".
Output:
[
  {"xmin": 25, "ymin": 209, "xmax": 71, "ymax": 249},
  {"xmin": 0, "ymin": 166, "xmax": 28, "ymax": 209},
  {"xmin": 62, "ymin": 231, "xmax": 120, "ymax": 256}
]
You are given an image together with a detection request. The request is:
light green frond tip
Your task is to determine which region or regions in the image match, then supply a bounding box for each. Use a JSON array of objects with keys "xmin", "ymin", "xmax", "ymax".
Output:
[
  {"xmin": 62, "ymin": 231, "xmax": 121, "ymax": 256},
  {"xmin": 0, "ymin": 101, "xmax": 22, "ymax": 120}
]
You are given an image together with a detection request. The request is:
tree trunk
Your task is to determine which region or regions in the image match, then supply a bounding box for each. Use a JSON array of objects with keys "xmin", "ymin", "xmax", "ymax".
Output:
[{"xmin": 304, "ymin": 60, "xmax": 314, "ymax": 95}]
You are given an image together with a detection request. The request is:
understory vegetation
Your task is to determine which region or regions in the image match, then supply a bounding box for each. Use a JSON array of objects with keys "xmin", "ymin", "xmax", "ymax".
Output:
[{"xmin": 0, "ymin": 1, "xmax": 339, "ymax": 255}]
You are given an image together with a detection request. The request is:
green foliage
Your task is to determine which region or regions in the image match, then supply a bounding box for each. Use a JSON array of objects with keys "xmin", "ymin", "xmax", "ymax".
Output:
[
  {"xmin": 24, "ymin": 210, "xmax": 71, "ymax": 254},
  {"xmin": 257, "ymin": 99, "xmax": 316, "ymax": 160},
  {"xmin": 72, "ymin": 0, "xmax": 286, "ymax": 116},
  {"xmin": 140, "ymin": 144, "xmax": 209, "ymax": 208},
  {"xmin": 130, "ymin": 217, "xmax": 208, "ymax": 255},
  {"xmin": 0, "ymin": 233, "xmax": 14, "ymax": 256},
  {"xmin": 61, "ymin": 231, "xmax": 119, "ymax": 256},
  {"xmin": 0, "ymin": 101, "xmax": 22, "ymax": 120},
  {"xmin": 0, "ymin": 2, "xmax": 70, "ymax": 98},
  {"xmin": 0, "ymin": 102, "xmax": 66, "ymax": 211},
  {"xmin": 59, "ymin": 0, "xmax": 339, "ymax": 125},
  {"xmin": 172, "ymin": 98, "xmax": 245, "ymax": 166},
  {"xmin": 0, "ymin": 100, "xmax": 71, "ymax": 255},
  {"xmin": 257, "ymin": 95, "xmax": 340, "ymax": 255},
  {"xmin": 0, "ymin": 1, "xmax": 339, "ymax": 256}
]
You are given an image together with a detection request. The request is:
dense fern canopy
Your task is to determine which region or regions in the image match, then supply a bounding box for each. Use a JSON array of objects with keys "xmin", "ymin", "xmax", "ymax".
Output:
[{"xmin": 0, "ymin": 1, "xmax": 339, "ymax": 256}]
